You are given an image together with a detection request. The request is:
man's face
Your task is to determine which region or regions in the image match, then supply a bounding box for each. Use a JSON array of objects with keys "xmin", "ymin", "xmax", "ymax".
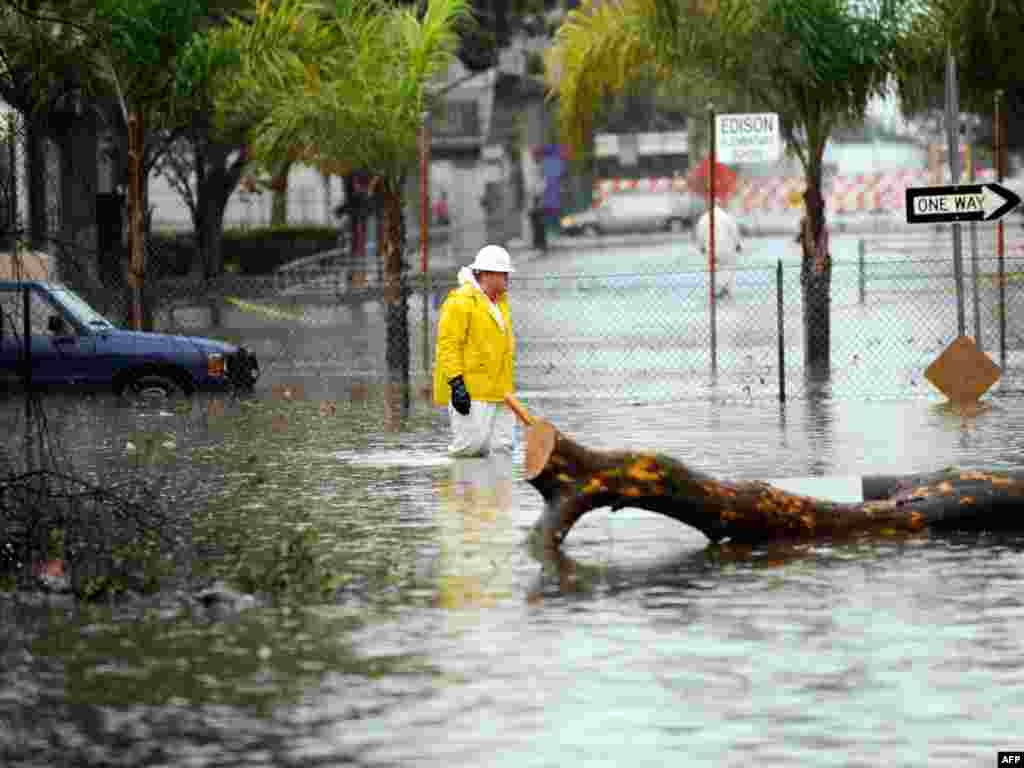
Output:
[{"xmin": 478, "ymin": 270, "xmax": 509, "ymax": 300}]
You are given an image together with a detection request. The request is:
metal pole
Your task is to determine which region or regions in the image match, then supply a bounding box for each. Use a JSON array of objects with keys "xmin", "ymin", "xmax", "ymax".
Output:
[
  {"xmin": 945, "ymin": 47, "xmax": 966, "ymax": 337},
  {"xmin": 966, "ymin": 119, "xmax": 982, "ymax": 350},
  {"xmin": 708, "ymin": 104, "xmax": 718, "ymax": 377},
  {"xmin": 776, "ymin": 259, "xmax": 786, "ymax": 403},
  {"xmin": 419, "ymin": 112, "xmax": 431, "ymax": 377},
  {"xmin": 996, "ymin": 90, "xmax": 1007, "ymax": 369},
  {"xmin": 858, "ymin": 238, "xmax": 866, "ymax": 305}
]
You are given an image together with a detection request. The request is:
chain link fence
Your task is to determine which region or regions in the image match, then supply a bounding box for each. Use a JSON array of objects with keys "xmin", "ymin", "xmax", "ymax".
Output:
[
  {"xmin": 136, "ymin": 225, "xmax": 1024, "ymax": 404},
  {"xmin": 512, "ymin": 251, "xmax": 1024, "ymax": 403},
  {"xmin": 3, "ymin": 110, "xmax": 1021, "ymax": 405}
]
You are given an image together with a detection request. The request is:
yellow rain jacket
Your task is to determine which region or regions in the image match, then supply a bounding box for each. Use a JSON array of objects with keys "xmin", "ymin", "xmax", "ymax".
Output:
[{"xmin": 433, "ymin": 280, "xmax": 515, "ymax": 406}]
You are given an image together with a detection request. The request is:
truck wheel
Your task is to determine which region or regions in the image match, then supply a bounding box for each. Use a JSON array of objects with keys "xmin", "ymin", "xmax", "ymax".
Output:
[{"xmin": 123, "ymin": 373, "xmax": 186, "ymax": 399}]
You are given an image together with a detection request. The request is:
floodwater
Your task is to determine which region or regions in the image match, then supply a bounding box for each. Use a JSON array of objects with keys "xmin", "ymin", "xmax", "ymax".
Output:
[{"xmin": 2, "ymin": 233, "xmax": 1023, "ymax": 767}]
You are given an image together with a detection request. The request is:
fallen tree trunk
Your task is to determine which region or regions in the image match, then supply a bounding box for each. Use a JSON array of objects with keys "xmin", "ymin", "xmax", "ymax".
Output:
[{"xmin": 503, "ymin": 396, "xmax": 1024, "ymax": 550}]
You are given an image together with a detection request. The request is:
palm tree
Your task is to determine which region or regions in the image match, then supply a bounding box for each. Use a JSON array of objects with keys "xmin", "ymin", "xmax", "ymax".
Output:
[
  {"xmin": 215, "ymin": 0, "xmax": 470, "ymax": 378},
  {"xmin": 547, "ymin": 0, "xmax": 905, "ymax": 378}
]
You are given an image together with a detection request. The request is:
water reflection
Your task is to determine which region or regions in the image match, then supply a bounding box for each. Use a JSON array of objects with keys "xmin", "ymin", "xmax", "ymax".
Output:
[
  {"xmin": 434, "ymin": 457, "xmax": 517, "ymax": 628},
  {"xmin": 3, "ymin": 603, "xmax": 437, "ymax": 766},
  {"xmin": 5, "ymin": 347, "xmax": 1024, "ymax": 766},
  {"xmin": 802, "ymin": 377, "xmax": 834, "ymax": 477},
  {"xmin": 384, "ymin": 378, "xmax": 410, "ymax": 433}
]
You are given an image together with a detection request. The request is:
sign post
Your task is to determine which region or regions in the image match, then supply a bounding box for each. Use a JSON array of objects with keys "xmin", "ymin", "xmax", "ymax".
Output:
[
  {"xmin": 708, "ymin": 104, "xmax": 718, "ymax": 378},
  {"xmin": 945, "ymin": 48, "xmax": 965, "ymax": 336},
  {"xmin": 906, "ymin": 179, "xmax": 1018, "ymax": 407},
  {"xmin": 705, "ymin": 110, "xmax": 779, "ymax": 379},
  {"xmin": 714, "ymin": 112, "xmax": 781, "ymax": 165},
  {"xmin": 904, "ymin": 182, "xmax": 1021, "ymax": 225}
]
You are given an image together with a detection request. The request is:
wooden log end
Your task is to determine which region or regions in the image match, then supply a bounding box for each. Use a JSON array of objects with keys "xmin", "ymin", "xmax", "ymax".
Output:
[{"xmin": 526, "ymin": 420, "xmax": 557, "ymax": 480}]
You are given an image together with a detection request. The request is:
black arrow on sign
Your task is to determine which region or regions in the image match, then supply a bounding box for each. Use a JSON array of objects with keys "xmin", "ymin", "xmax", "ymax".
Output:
[{"xmin": 905, "ymin": 182, "xmax": 1021, "ymax": 224}]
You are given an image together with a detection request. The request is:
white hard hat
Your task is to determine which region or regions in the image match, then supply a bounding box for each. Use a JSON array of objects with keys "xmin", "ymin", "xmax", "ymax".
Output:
[{"xmin": 468, "ymin": 244, "xmax": 515, "ymax": 273}]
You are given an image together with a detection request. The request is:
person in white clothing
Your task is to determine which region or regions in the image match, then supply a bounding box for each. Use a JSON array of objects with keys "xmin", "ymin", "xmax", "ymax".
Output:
[{"xmin": 696, "ymin": 202, "xmax": 743, "ymax": 298}]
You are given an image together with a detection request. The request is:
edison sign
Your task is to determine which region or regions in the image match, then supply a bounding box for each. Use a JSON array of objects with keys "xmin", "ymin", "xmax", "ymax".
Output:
[{"xmin": 715, "ymin": 113, "xmax": 781, "ymax": 165}]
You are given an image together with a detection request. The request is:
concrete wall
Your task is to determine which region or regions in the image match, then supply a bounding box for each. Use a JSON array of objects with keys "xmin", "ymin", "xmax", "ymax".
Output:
[
  {"xmin": 149, "ymin": 164, "xmax": 346, "ymax": 232},
  {"xmin": 0, "ymin": 250, "xmax": 54, "ymax": 280}
]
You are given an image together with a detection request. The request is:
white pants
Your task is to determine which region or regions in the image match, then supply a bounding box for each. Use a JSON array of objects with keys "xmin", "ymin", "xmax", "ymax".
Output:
[{"xmin": 448, "ymin": 401, "xmax": 517, "ymax": 458}]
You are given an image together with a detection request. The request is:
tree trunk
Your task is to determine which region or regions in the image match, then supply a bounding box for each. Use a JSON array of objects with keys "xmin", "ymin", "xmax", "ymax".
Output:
[
  {"xmin": 197, "ymin": 186, "xmax": 226, "ymax": 329},
  {"xmin": 381, "ymin": 182, "xmax": 409, "ymax": 380},
  {"xmin": 800, "ymin": 155, "xmax": 831, "ymax": 378},
  {"xmin": 127, "ymin": 109, "xmax": 147, "ymax": 330},
  {"xmin": 341, "ymin": 173, "xmax": 369, "ymax": 289},
  {"xmin": 195, "ymin": 141, "xmax": 245, "ymax": 280},
  {"xmin": 25, "ymin": 118, "xmax": 49, "ymax": 253},
  {"xmin": 270, "ymin": 160, "xmax": 291, "ymax": 227},
  {"xmin": 509, "ymin": 402, "xmax": 1024, "ymax": 550},
  {"xmin": 55, "ymin": 109, "xmax": 100, "ymax": 303}
]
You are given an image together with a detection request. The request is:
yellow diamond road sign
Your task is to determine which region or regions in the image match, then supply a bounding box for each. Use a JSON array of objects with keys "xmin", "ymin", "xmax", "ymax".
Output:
[{"xmin": 924, "ymin": 335, "xmax": 1001, "ymax": 404}]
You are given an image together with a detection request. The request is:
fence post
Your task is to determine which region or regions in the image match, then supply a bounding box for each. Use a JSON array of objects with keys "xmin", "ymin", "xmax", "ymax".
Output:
[
  {"xmin": 858, "ymin": 238, "xmax": 866, "ymax": 306},
  {"xmin": 999, "ymin": 247, "xmax": 1007, "ymax": 369},
  {"xmin": 996, "ymin": 90, "xmax": 1008, "ymax": 369},
  {"xmin": 777, "ymin": 259, "xmax": 786, "ymax": 403},
  {"xmin": 422, "ymin": 271, "xmax": 431, "ymax": 377}
]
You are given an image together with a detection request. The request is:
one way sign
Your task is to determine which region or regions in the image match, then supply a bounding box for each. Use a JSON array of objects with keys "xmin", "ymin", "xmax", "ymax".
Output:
[{"xmin": 906, "ymin": 182, "xmax": 1021, "ymax": 224}]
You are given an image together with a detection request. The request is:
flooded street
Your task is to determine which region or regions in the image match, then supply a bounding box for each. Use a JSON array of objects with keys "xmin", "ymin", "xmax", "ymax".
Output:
[{"xmin": 3, "ymin": 234, "xmax": 1023, "ymax": 767}]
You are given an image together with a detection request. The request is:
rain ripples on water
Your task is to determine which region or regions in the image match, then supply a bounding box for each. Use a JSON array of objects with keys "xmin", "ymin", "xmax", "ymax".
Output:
[{"xmin": 2, "ymin": 235, "xmax": 1024, "ymax": 766}]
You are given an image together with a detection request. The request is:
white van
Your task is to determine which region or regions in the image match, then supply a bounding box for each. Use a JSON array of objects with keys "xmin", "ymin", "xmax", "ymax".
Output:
[{"xmin": 560, "ymin": 190, "xmax": 701, "ymax": 237}]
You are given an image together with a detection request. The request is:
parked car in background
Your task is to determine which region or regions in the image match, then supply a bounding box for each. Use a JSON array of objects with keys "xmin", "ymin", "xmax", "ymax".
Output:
[
  {"xmin": 0, "ymin": 281, "xmax": 259, "ymax": 397},
  {"xmin": 560, "ymin": 190, "xmax": 702, "ymax": 237}
]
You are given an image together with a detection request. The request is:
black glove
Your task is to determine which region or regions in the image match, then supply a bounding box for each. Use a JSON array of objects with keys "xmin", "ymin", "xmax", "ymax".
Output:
[{"xmin": 449, "ymin": 375, "xmax": 471, "ymax": 415}]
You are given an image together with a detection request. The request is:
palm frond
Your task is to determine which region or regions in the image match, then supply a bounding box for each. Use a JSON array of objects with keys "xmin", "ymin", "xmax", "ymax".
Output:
[{"xmin": 546, "ymin": 0, "xmax": 661, "ymax": 153}]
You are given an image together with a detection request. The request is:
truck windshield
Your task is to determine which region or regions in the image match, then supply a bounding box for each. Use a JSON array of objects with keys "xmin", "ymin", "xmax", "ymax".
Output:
[{"xmin": 51, "ymin": 287, "xmax": 114, "ymax": 328}]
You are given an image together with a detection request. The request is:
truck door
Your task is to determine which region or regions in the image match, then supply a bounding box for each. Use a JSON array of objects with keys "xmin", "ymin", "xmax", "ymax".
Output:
[{"xmin": 0, "ymin": 285, "xmax": 94, "ymax": 388}]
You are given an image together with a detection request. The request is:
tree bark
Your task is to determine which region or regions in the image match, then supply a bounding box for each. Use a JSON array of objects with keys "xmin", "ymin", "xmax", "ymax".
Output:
[
  {"xmin": 195, "ymin": 141, "xmax": 246, "ymax": 280},
  {"xmin": 381, "ymin": 181, "xmax": 409, "ymax": 380},
  {"xmin": 800, "ymin": 153, "xmax": 830, "ymax": 377},
  {"xmin": 127, "ymin": 109, "xmax": 147, "ymax": 330},
  {"xmin": 509, "ymin": 401, "xmax": 1024, "ymax": 550},
  {"xmin": 25, "ymin": 118, "xmax": 49, "ymax": 253},
  {"xmin": 55, "ymin": 108, "xmax": 99, "ymax": 302},
  {"xmin": 270, "ymin": 159, "xmax": 291, "ymax": 227}
]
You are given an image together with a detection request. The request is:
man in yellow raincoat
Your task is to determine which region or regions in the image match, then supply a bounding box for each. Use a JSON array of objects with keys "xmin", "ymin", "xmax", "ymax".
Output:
[{"xmin": 432, "ymin": 244, "xmax": 517, "ymax": 457}]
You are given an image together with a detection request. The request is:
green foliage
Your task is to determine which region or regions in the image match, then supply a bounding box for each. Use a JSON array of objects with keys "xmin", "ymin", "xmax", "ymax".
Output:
[
  {"xmin": 79, "ymin": 575, "xmax": 127, "ymax": 601},
  {"xmin": 94, "ymin": 0, "xmax": 206, "ymax": 67},
  {"xmin": 230, "ymin": 526, "xmax": 344, "ymax": 602},
  {"xmin": 149, "ymin": 227, "xmax": 341, "ymax": 275},
  {"xmin": 549, "ymin": 0, "xmax": 905, "ymax": 170},
  {"xmin": 76, "ymin": 530, "xmax": 173, "ymax": 601},
  {"xmin": 211, "ymin": 0, "xmax": 469, "ymax": 187},
  {"xmin": 93, "ymin": 0, "xmax": 208, "ymax": 105},
  {"xmin": 175, "ymin": 28, "xmax": 242, "ymax": 99},
  {"xmin": 113, "ymin": 531, "xmax": 172, "ymax": 595},
  {"xmin": 0, "ymin": 1, "xmax": 106, "ymax": 115},
  {"xmin": 895, "ymin": 0, "xmax": 1024, "ymax": 114},
  {"xmin": 223, "ymin": 224, "xmax": 339, "ymax": 241},
  {"xmin": 222, "ymin": 226, "xmax": 340, "ymax": 273},
  {"xmin": 47, "ymin": 528, "xmax": 66, "ymax": 560}
]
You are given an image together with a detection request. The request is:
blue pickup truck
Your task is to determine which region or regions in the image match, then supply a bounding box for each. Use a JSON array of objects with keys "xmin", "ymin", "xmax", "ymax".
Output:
[{"xmin": 0, "ymin": 281, "xmax": 259, "ymax": 397}]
